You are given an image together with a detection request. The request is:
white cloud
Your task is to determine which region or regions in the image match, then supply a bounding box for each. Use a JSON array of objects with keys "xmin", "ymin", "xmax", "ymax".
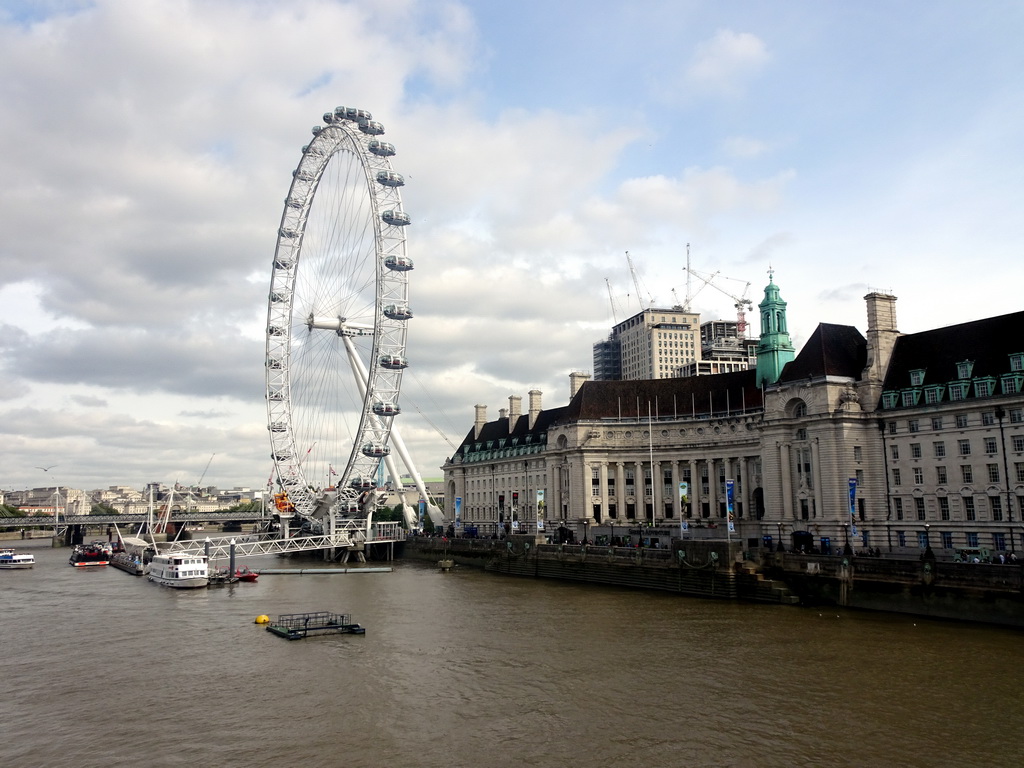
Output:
[{"xmin": 685, "ymin": 29, "xmax": 770, "ymax": 96}]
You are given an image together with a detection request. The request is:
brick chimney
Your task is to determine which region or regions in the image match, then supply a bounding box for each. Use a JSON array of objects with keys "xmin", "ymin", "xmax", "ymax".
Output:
[
  {"xmin": 508, "ymin": 395, "xmax": 522, "ymax": 434},
  {"xmin": 528, "ymin": 390, "xmax": 542, "ymax": 429},
  {"xmin": 474, "ymin": 404, "xmax": 487, "ymax": 439},
  {"xmin": 569, "ymin": 371, "xmax": 590, "ymax": 398},
  {"xmin": 859, "ymin": 292, "xmax": 900, "ymax": 409}
]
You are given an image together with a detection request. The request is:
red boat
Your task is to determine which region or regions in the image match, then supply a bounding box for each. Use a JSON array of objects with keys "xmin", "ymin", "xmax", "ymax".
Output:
[
  {"xmin": 69, "ymin": 543, "xmax": 110, "ymax": 567},
  {"xmin": 235, "ymin": 566, "xmax": 259, "ymax": 582}
]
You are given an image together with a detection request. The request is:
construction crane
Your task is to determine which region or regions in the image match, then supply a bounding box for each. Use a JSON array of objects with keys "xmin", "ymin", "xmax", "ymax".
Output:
[
  {"xmin": 605, "ymin": 277, "xmax": 620, "ymax": 323},
  {"xmin": 625, "ymin": 251, "xmax": 654, "ymax": 311},
  {"xmin": 685, "ymin": 266, "xmax": 755, "ymax": 337}
]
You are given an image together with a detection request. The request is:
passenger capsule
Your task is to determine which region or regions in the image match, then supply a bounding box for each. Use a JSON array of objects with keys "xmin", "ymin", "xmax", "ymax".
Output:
[
  {"xmin": 361, "ymin": 443, "xmax": 391, "ymax": 458},
  {"xmin": 323, "ymin": 112, "xmax": 335, "ymax": 124},
  {"xmin": 368, "ymin": 140, "xmax": 396, "ymax": 157},
  {"xmin": 269, "ymin": 291, "xmax": 288, "ymax": 303},
  {"xmin": 350, "ymin": 476, "xmax": 374, "ymax": 490},
  {"xmin": 273, "ymin": 257, "xmax": 294, "ymax": 269},
  {"xmin": 383, "ymin": 304, "xmax": 413, "ymax": 321},
  {"xmin": 266, "ymin": 359, "xmax": 283, "ymax": 370},
  {"xmin": 268, "ymin": 422, "xmax": 287, "ymax": 432},
  {"xmin": 380, "ymin": 354, "xmax": 409, "ymax": 370},
  {"xmin": 311, "ymin": 125, "xmax": 323, "ymax": 136},
  {"xmin": 384, "ymin": 255, "xmax": 414, "ymax": 271},
  {"xmin": 359, "ymin": 120, "xmax": 385, "ymax": 136},
  {"xmin": 372, "ymin": 402, "xmax": 401, "ymax": 417},
  {"xmin": 278, "ymin": 228, "xmax": 298, "ymax": 239},
  {"xmin": 267, "ymin": 325, "xmax": 286, "ymax": 337},
  {"xmin": 376, "ymin": 170, "xmax": 405, "ymax": 188},
  {"xmin": 292, "ymin": 169, "xmax": 315, "ymax": 182},
  {"xmin": 267, "ymin": 388, "xmax": 284, "ymax": 399},
  {"xmin": 381, "ymin": 210, "xmax": 411, "ymax": 226},
  {"xmin": 335, "ymin": 106, "xmax": 373, "ymax": 122}
]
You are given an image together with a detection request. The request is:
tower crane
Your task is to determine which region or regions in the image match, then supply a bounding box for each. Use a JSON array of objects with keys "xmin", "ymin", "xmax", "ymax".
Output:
[
  {"xmin": 685, "ymin": 266, "xmax": 754, "ymax": 337},
  {"xmin": 625, "ymin": 251, "xmax": 655, "ymax": 311},
  {"xmin": 605, "ymin": 277, "xmax": 620, "ymax": 323}
]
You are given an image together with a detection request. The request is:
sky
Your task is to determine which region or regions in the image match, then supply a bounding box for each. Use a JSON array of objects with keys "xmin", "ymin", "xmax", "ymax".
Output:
[{"xmin": 1, "ymin": 0, "xmax": 1022, "ymax": 495}]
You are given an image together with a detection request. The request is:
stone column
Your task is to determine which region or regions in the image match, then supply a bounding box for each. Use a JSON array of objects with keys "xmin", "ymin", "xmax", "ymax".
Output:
[
  {"xmin": 708, "ymin": 458, "xmax": 718, "ymax": 519},
  {"xmin": 738, "ymin": 456, "xmax": 750, "ymax": 519},
  {"xmin": 811, "ymin": 438, "xmax": 824, "ymax": 520},
  {"xmin": 689, "ymin": 458, "xmax": 700, "ymax": 518},
  {"xmin": 670, "ymin": 460, "xmax": 680, "ymax": 519},
  {"xmin": 652, "ymin": 459, "xmax": 662, "ymax": 524},
  {"xmin": 615, "ymin": 461, "xmax": 626, "ymax": 520},
  {"xmin": 599, "ymin": 461, "xmax": 609, "ymax": 522},
  {"xmin": 779, "ymin": 442, "xmax": 794, "ymax": 520}
]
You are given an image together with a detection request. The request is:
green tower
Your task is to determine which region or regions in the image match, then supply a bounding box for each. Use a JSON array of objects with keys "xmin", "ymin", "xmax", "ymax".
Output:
[{"xmin": 755, "ymin": 269, "xmax": 795, "ymax": 387}]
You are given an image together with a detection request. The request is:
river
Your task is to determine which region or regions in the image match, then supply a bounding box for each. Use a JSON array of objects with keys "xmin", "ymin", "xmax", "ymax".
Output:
[{"xmin": 3, "ymin": 540, "xmax": 1022, "ymax": 767}]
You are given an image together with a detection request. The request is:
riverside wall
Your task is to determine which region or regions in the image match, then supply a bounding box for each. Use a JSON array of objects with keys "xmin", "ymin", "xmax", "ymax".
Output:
[{"xmin": 402, "ymin": 537, "xmax": 1024, "ymax": 628}]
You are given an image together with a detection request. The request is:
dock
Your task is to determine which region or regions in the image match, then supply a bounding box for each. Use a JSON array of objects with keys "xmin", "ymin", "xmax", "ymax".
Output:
[
  {"xmin": 266, "ymin": 611, "xmax": 366, "ymax": 640},
  {"xmin": 256, "ymin": 567, "xmax": 392, "ymax": 575}
]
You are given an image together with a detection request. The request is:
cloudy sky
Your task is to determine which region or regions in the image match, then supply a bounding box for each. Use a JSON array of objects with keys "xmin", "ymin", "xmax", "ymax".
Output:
[{"xmin": 1, "ymin": 0, "xmax": 1022, "ymax": 496}]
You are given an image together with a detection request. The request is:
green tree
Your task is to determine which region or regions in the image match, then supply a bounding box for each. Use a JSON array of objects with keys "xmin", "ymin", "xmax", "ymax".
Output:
[{"xmin": 90, "ymin": 502, "xmax": 119, "ymax": 515}]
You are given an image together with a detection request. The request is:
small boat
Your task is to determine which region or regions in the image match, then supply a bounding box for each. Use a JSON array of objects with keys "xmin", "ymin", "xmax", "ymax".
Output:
[
  {"xmin": 110, "ymin": 550, "xmax": 145, "ymax": 576},
  {"xmin": 0, "ymin": 548, "xmax": 35, "ymax": 569},
  {"xmin": 147, "ymin": 552, "xmax": 209, "ymax": 589},
  {"xmin": 235, "ymin": 566, "xmax": 259, "ymax": 582},
  {"xmin": 69, "ymin": 543, "xmax": 110, "ymax": 567},
  {"xmin": 207, "ymin": 567, "xmax": 239, "ymax": 586}
]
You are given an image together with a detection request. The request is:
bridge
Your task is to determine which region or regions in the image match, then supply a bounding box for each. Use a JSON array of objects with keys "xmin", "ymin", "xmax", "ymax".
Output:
[{"xmin": 5, "ymin": 511, "xmax": 407, "ymax": 560}]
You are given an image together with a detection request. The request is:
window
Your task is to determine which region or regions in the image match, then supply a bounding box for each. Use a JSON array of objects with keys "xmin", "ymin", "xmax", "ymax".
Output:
[
  {"xmin": 854, "ymin": 446, "xmax": 862, "ymax": 461},
  {"xmin": 793, "ymin": 401, "xmax": 808, "ymax": 418},
  {"xmin": 1010, "ymin": 408, "xmax": 1023, "ymax": 424},
  {"xmin": 958, "ymin": 439, "xmax": 971, "ymax": 456},
  {"xmin": 924, "ymin": 387, "xmax": 944, "ymax": 405},
  {"xmin": 913, "ymin": 467, "xmax": 924, "ymax": 485},
  {"xmin": 987, "ymin": 464, "xmax": 1000, "ymax": 483},
  {"xmin": 882, "ymin": 393, "xmax": 899, "ymax": 409},
  {"xmin": 957, "ymin": 360, "xmax": 974, "ymax": 379},
  {"xmin": 939, "ymin": 496, "xmax": 950, "ymax": 520},
  {"xmin": 902, "ymin": 390, "xmax": 920, "ymax": 407},
  {"xmin": 966, "ymin": 531, "xmax": 979, "ymax": 548},
  {"xmin": 961, "ymin": 465, "xmax": 973, "ymax": 483},
  {"xmin": 934, "ymin": 441, "xmax": 946, "ymax": 458},
  {"xmin": 956, "ymin": 414, "xmax": 969, "ymax": 428},
  {"xmin": 941, "ymin": 531, "xmax": 953, "ymax": 549},
  {"xmin": 897, "ymin": 531, "xmax": 906, "ymax": 547},
  {"xmin": 856, "ymin": 469, "xmax": 864, "ymax": 485},
  {"xmin": 918, "ymin": 531, "xmax": 929, "ymax": 549},
  {"xmin": 991, "ymin": 496, "xmax": 1003, "ymax": 522},
  {"xmin": 795, "ymin": 428, "xmax": 807, "ymax": 441},
  {"xmin": 914, "ymin": 497, "xmax": 926, "ymax": 520},
  {"xmin": 894, "ymin": 498, "xmax": 904, "ymax": 520},
  {"xmin": 964, "ymin": 497, "xmax": 976, "ymax": 521},
  {"xmin": 984, "ymin": 437, "xmax": 997, "ymax": 454},
  {"xmin": 949, "ymin": 383, "xmax": 968, "ymax": 401},
  {"xmin": 910, "ymin": 443, "xmax": 922, "ymax": 458},
  {"xmin": 1015, "ymin": 462, "xmax": 1024, "ymax": 483},
  {"xmin": 982, "ymin": 412, "xmax": 996, "ymax": 426},
  {"xmin": 892, "ymin": 468, "xmax": 902, "ymax": 486},
  {"xmin": 887, "ymin": 421, "xmax": 897, "ymax": 435},
  {"xmin": 908, "ymin": 419, "xmax": 920, "ymax": 433},
  {"xmin": 993, "ymin": 532, "xmax": 1007, "ymax": 551},
  {"xmin": 974, "ymin": 379, "xmax": 994, "ymax": 398},
  {"xmin": 1014, "ymin": 435, "xmax": 1024, "ymax": 452},
  {"xmin": 931, "ymin": 416, "xmax": 943, "ymax": 430},
  {"xmin": 936, "ymin": 466, "xmax": 947, "ymax": 484},
  {"xmin": 891, "ymin": 445, "xmax": 900, "ymax": 460},
  {"xmin": 910, "ymin": 369, "xmax": 926, "ymax": 386}
]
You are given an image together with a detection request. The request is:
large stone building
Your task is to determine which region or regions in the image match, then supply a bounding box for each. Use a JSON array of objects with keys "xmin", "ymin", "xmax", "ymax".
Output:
[{"xmin": 443, "ymin": 280, "xmax": 1024, "ymax": 557}]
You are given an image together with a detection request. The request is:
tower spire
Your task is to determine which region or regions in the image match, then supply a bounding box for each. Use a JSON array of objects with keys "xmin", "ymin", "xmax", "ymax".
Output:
[{"xmin": 755, "ymin": 270, "xmax": 795, "ymax": 387}]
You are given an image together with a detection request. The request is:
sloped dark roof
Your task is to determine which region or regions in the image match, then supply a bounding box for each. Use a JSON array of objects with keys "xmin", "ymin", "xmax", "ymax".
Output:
[
  {"xmin": 453, "ymin": 404, "xmax": 571, "ymax": 453},
  {"xmin": 561, "ymin": 369, "xmax": 761, "ymax": 422},
  {"xmin": 881, "ymin": 310, "xmax": 1024, "ymax": 392},
  {"xmin": 778, "ymin": 323, "xmax": 867, "ymax": 382}
]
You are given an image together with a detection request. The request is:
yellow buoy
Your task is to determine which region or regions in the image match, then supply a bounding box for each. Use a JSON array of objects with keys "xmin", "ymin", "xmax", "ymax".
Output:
[{"xmin": 255, "ymin": 614, "xmax": 270, "ymax": 624}]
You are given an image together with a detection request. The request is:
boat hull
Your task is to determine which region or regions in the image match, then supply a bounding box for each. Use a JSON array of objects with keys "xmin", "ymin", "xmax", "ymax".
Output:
[{"xmin": 148, "ymin": 573, "xmax": 208, "ymax": 589}]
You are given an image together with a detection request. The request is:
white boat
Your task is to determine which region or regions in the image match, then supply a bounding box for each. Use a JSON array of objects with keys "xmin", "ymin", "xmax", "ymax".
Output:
[
  {"xmin": 147, "ymin": 551, "xmax": 209, "ymax": 589},
  {"xmin": 0, "ymin": 548, "xmax": 35, "ymax": 569}
]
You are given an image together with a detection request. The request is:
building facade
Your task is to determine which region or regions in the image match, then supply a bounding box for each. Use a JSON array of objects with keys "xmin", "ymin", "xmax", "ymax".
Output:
[{"xmin": 445, "ymin": 282, "xmax": 1024, "ymax": 556}]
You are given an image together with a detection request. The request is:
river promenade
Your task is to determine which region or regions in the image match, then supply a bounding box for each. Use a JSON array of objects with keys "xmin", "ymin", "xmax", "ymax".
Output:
[{"xmin": 404, "ymin": 535, "xmax": 1024, "ymax": 628}]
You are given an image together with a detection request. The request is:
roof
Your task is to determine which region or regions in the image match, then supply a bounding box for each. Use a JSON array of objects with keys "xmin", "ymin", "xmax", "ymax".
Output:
[
  {"xmin": 881, "ymin": 310, "xmax": 1024, "ymax": 393},
  {"xmin": 778, "ymin": 323, "xmax": 867, "ymax": 382}
]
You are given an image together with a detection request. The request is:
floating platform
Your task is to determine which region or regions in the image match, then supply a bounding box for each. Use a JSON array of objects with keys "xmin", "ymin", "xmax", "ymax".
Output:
[
  {"xmin": 256, "ymin": 567, "xmax": 392, "ymax": 575},
  {"xmin": 266, "ymin": 611, "xmax": 366, "ymax": 640}
]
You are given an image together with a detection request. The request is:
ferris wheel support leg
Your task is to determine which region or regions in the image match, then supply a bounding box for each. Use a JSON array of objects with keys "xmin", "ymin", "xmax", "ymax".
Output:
[{"xmin": 387, "ymin": 425, "xmax": 445, "ymax": 526}]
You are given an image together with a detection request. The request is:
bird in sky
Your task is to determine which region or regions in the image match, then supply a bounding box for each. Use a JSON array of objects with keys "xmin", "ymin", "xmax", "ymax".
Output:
[{"xmin": 35, "ymin": 465, "xmax": 57, "ymax": 472}]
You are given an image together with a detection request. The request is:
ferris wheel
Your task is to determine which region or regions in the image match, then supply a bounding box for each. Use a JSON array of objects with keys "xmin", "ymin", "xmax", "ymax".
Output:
[{"xmin": 265, "ymin": 106, "xmax": 414, "ymax": 525}]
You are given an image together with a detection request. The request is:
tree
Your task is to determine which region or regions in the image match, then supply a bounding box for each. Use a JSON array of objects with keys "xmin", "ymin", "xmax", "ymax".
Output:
[{"xmin": 90, "ymin": 502, "xmax": 119, "ymax": 516}]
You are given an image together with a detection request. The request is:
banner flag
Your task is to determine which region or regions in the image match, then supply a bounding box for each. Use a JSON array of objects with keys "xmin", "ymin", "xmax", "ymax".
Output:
[
  {"xmin": 848, "ymin": 478, "xmax": 858, "ymax": 538},
  {"xmin": 726, "ymin": 479, "xmax": 735, "ymax": 533},
  {"xmin": 454, "ymin": 496, "xmax": 462, "ymax": 530}
]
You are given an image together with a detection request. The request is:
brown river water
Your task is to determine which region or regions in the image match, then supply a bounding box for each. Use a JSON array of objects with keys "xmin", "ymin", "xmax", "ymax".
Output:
[{"xmin": 3, "ymin": 540, "xmax": 1022, "ymax": 768}]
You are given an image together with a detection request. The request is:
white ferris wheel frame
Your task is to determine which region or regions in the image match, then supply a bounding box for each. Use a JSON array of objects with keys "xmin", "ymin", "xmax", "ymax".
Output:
[{"xmin": 265, "ymin": 106, "xmax": 412, "ymax": 522}]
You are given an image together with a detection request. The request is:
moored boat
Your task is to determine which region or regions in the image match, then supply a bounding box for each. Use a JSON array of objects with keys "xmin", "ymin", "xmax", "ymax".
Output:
[
  {"xmin": 0, "ymin": 548, "xmax": 35, "ymax": 569},
  {"xmin": 235, "ymin": 566, "xmax": 259, "ymax": 582},
  {"xmin": 147, "ymin": 551, "xmax": 209, "ymax": 588},
  {"xmin": 69, "ymin": 543, "xmax": 110, "ymax": 567},
  {"xmin": 110, "ymin": 550, "xmax": 145, "ymax": 576}
]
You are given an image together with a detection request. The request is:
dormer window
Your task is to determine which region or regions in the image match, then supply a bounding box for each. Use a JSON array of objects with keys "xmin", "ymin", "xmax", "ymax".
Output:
[
  {"xmin": 1010, "ymin": 353, "xmax": 1024, "ymax": 372},
  {"xmin": 973, "ymin": 378, "xmax": 995, "ymax": 398},
  {"xmin": 909, "ymin": 369, "xmax": 926, "ymax": 386},
  {"xmin": 956, "ymin": 360, "xmax": 974, "ymax": 379},
  {"xmin": 882, "ymin": 392, "xmax": 899, "ymax": 409}
]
